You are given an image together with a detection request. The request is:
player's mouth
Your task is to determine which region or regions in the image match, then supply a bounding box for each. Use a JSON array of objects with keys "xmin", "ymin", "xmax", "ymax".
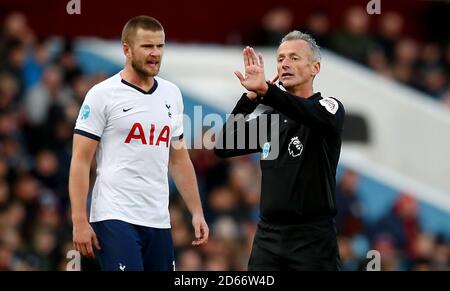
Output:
[{"xmin": 146, "ymin": 60, "xmax": 159, "ymax": 67}]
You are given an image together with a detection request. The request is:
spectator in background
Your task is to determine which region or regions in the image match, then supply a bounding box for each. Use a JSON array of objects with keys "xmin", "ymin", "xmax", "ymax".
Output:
[
  {"xmin": 32, "ymin": 150, "xmax": 63, "ymax": 196},
  {"xmin": 331, "ymin": 6, "xmax": 374, "ymax": 65},
  {"xmin": 335, "ymin": 169, "xmax": 364, "ymax": 237},
  {"xmin": 1, "ymin": 39, "xmax": 26, "ymax": 100},
  {"xmin": 190, "ymin": 145, "xmax": 230, "ymax": 197},
  {"xmin": 176, "ymin": 247, "xmax": 203, "ymax": 271},
  {"xmin": 24, "ymin": 38, "xmax": 50, "ymax": 89},
  {"xmin": 367, "ymin": 12, "xmax": 404, "ymax": 77},
  {"xmin": 254, "ymin": 6, "xmax": 294, "ymax": 46},
  {"xmin": 373, "ymin": 233, "xmax": 404, "ymax": 271},
  {"xmin": 0, "ymin": 239, "xmax": 14, "ymax": 271},
  {"xmin": 56, "ymin": 41, "xmax": 83, "ymax": 86},
  {"xmin": 421, "ymin": 67, "xmax": 447, "ymax": 99},
  {"xmin": 373, "ymin": 193, "xmax": 420, "ymax": 260},
  {"xmin": 374, "ymin": 12, "xmax": 404, "ymax": 63},
  {"xmin": 337, "ymin": 235, "xmax": 358, "ymax": 271},
  {"xmin": 0, "ymin": 179, "xmax": 10, "ymax": 208},
  {"xmin": 304, "ymin": 10, "xmax": 331, "ymax": 49},
  {"xmin": 0, "ymin": 12, "xmax": 34, "ymax": 69},
  {"xmin": 391, "ymin": 38, "xmax": 420, "ymax": 87},
  {"xmin": 18, "ymin": 226, "xmax": 58, "ymax": 270},
  {"xmin": 23, "ymin": 65, "xmax": 71, "ymax": 153},
  {"xmin": 208, "ymin": 186, "xmax": 240, "ymax": 225},
  {"xmin": 0, "ymin": 73, "xmax": 19, "ymax": 112},
  {"xmin": 417, "ymin": 43, "xmax": 447, "ymax": 99}
]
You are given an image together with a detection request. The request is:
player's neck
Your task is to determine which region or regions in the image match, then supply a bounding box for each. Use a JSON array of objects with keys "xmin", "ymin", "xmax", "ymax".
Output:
[{"xmin": 121, "ymin": 66, "xmax": 154, "ymax": 92}]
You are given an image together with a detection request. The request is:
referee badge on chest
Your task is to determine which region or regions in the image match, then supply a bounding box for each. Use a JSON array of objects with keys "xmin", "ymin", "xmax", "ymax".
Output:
[
  {"xmin": 288, "ymin": 136, "xmax": 303, "ymax": 158},
  {"xmin": 262, "ymin": 142, "xmax": 271, "ymax": 159}
]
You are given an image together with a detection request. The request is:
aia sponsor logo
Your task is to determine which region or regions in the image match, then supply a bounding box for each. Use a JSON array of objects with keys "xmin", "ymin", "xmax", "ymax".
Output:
[{"xmin": 124, "ymin": 122, "xmax": 170, "ymax": 147}]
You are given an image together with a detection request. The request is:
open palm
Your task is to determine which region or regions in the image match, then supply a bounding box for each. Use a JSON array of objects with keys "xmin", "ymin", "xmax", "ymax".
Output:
[{"xmin": 235, "ymin": 46, "xmax": 267, "ymax": 94}]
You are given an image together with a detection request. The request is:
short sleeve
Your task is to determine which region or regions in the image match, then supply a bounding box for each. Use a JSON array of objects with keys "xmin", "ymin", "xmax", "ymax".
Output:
[
  {"xmin": 171, "ymin": 87, "xmax": 184, "ymax": 140},
  {"xmin": 74, "ymin": 87, "xmax": 107, "ymax": 141}
]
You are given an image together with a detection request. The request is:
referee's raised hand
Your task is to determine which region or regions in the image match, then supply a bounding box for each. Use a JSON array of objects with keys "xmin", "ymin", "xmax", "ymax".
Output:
[{"xmin": 234, "ymin": 46, "xmax": 269, "ymax": 96}]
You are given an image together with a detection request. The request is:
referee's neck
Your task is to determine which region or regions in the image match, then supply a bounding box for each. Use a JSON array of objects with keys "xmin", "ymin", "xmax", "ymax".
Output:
[{"xmin": 289, "ymin": 85, "xmax": 314, "ymax": 99}]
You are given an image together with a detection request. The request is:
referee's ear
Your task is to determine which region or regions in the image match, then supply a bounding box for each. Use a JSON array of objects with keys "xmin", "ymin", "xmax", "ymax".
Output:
[{"xmin": 311, "ymin": 61, "xmax": 320, "ymax": 77}]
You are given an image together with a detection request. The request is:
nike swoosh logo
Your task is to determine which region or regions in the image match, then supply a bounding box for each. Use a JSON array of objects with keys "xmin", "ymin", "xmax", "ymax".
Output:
[{"xmin": 123, "ymin": 107, "xmax": 133, "ymax": 112}]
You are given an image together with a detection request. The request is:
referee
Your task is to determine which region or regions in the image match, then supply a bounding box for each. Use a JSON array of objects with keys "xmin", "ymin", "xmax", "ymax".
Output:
[{"xmin": 214, "ymin": 31, "xmax": 345, "ymax": 271}]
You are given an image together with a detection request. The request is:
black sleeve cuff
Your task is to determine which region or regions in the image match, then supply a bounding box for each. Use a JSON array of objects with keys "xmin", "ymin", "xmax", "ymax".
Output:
[
  {"xmin": 231, "ymin": 93, "xmax": 259, "ymax": 114},
  {"xmin": 74, "ymin": 129, "xmax": 101, "ymax": 141},
  {"xmin": 258, "ymin": 83, "xmax": 277, "ymax": 106},
  {"xmin": 172, "ymin": 133, "xmax": 184, "ymax": 141}
]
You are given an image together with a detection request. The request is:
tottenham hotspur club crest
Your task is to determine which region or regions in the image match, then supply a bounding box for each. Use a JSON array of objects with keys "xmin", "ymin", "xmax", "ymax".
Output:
[
  {"xmin": 165, "ymin": 103, "xmax": 172, "ymax": 118},
  {"xmin": 288, "ymin": 136, "xmax": 303, "ymax": 157}
]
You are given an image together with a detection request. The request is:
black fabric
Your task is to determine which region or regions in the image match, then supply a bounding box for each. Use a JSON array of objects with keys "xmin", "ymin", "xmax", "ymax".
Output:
[
  {"xmin": 121, "ymin": 78, "xmax": 158, "ymax": 95},
  {"xmin": 215, "ymin": 85, "xmax": 345, "ymax": 223},
  {"xmin": 248, "ymin": 218, "xmax": 341, "ymax": 271},
  {"xmin": 74, "ymin": 129, "xmax": 100, "ymax": 141}
]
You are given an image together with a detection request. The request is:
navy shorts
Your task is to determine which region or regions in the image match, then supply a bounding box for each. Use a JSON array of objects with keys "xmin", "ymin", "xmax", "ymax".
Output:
[{"xmin": 91, "ymin": 220, "xmax": 174, "ymax": 271}]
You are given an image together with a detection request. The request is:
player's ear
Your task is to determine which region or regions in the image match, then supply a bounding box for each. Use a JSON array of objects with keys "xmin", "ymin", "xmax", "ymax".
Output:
[{"xmin": 123, "ymin": 42, "xmax": 131, "ymax": 58}]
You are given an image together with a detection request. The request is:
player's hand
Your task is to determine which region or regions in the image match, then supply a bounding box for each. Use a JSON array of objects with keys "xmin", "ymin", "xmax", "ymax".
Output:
[
  {"xmin": 234, "ymin": 46, "xmax": 268, "ymax": 96},
  {"xmin": 73, "ymin": 221, "xmax": 101, "ymax": 258},
  {"xmin": 191, "ymin": 213, "xmax": 209, "ymax": 246}
]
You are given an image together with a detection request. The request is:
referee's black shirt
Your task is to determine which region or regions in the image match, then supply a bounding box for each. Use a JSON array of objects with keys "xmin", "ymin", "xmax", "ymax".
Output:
[{"xmin": 214, "ymin": 84, "xmax": 345, "ymax": 224}]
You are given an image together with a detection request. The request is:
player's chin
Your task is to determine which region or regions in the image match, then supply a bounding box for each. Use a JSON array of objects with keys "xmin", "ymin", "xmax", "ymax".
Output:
[{"xmin": 146, "ymin": 67, "xmax": 160, "ymax": 77}]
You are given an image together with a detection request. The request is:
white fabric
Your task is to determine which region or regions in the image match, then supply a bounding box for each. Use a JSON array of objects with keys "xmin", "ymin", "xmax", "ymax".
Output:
[{"xmin": 75, "ymin": 72, "xmax": 184, "ymax": 228}]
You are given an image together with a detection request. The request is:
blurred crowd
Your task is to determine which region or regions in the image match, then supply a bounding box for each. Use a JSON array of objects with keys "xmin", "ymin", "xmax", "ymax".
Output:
[
  {"xmin": 0, "ymin": 12, "xmax": 107, "ymax": 271},
  {"xmin": 248, "ymin": 6, "xmax": 450, "ymax": 106},
  {"xmin": 0, "ymin": 8, "xmax": 449, "ymax": 271}
]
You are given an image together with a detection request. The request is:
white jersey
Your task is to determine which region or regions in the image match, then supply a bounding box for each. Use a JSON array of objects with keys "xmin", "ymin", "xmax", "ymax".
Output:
[{"xmin": 74, "ymin": 72, "xmax": 184, "ymax": 228}]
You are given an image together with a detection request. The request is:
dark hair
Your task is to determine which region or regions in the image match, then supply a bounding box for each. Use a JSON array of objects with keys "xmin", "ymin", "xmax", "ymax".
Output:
[{"xmin": 121, "ymin": 16, "xmax": 164, "ymax": 46}]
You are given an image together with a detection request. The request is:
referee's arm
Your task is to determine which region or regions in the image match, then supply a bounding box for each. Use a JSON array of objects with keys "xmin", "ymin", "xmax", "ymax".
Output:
[
  {"xmin": 259, "ymin": 84, "xmax": 345, "ymax": 134},
  {"xmin": 214, "ymin": 93, "xmax": 262, "ymax": 158}
]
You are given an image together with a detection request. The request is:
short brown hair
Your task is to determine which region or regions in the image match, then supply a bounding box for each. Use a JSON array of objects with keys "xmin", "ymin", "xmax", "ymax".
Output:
[{"xmin": 121, "ymin": 16, "xmax": 164, "ymax": 46}]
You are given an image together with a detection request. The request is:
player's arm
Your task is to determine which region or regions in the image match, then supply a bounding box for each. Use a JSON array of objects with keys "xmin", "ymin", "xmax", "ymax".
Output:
[
  {"xmin": 213, "ymin": 93, "xmax": 262, "ymax": 158},
  {"xmin": 169, "ymin": 139, "xmax": 209, "ymax": 246},
  {"xmin": 69, "ymin": 134, "xmax": 101, "ymax": 258}
]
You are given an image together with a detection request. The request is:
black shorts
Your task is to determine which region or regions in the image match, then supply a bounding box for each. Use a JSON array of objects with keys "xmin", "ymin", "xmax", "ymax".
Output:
[{"xmin": 248, "ymin": 218, "xmax": 341, "ymax": 271}]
